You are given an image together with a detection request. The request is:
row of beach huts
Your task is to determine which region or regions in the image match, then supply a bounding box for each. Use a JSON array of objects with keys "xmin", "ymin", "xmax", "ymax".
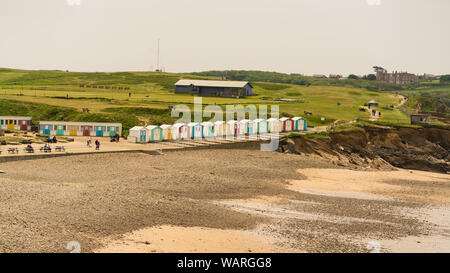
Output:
[
  {"xmin": 128, "ymin": 117, "xmax": 307, "ymax": 143},
  {"xmin": 0, "ymin": 116, "xmax": 307, "ymax": 142},
  {"xmin": 0, "ymin": 116, "xmax": 122, "ymax": 137}
]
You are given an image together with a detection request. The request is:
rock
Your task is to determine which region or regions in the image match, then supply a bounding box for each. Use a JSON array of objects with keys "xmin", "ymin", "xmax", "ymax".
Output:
[{"xmin": 0, "ymin": 170, "xmax": 4, "ymax": 174}]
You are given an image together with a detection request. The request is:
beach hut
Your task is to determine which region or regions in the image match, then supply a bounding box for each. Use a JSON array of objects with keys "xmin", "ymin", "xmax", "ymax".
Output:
[
  {"xmin": 201, "ymin": 122, "xmax": 215, "ymax": 139},
  {"xmin": 146, "ymin": 126, "xmax": 163, "ymax": 142},
  {"xmin": 172, "ymin": 123, "xmax": 190, "ymax": 140},
  {"xmin": 214, "ymin": 121, "xmax": 226, "ymax": 138},
  {"xmin": 267, "ymin": 118, "xmax": 281, "ymax": 133},
  {"xmin": 0, "ymin": 116, "xmax": 32, "ymax": 131},
  {"xmin": 237, "ymin": 120, "xmax": 248, "ymax": 136},
  {"xmin": 280, "ymin": 117, "xmax": 294, "ymax": 132},
  {"xmin": 247, "ymin": 120, "xmax": 257, "ymax": 135},
  {"xmin": 39, "ymin": 121, "xmax": 122, "ymax": 137},
  {"xmin": 188, "ymin": 122, "xmax": 203, "ymax": 139},
  {"xmin": 239, "ymin": 119, "xmax": 257, "ymax": 135},
  {"xmin": 292, "ymin": 117, "xmax": 307, "ymax": 131},
  {"xmin": 254, "ymin": 119, "xmax": 269, "ymax": 134},
  {"xmin": 160, "ymin": 124, "xmax": 174, "ymax": 141},
  {"xmin": 226, "ymin": 120, "xmax": 239, "ymax": 137},
  {"xmin": 128, "ymin": 126, "xmax": 149, "ymax": 143}
]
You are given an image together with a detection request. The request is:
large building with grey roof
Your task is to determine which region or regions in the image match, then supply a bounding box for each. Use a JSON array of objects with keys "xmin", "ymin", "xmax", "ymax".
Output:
[{"xmin": 174, "ymin": 80, "xmax": 253, "ymax": 98}]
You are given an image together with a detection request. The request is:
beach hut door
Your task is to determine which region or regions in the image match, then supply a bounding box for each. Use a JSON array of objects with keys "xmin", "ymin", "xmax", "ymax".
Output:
[
  {"xmin": 181, "ymin": 126, "xmax": 188, "ymax": 139},
  {"xmin": 96, "ymin": 126, "xmax": 104, "ymax": 137},
  {"xmin": 56, "ymin": 125, "xmax": 65, "ymax": 136},
  {"xmin": 7, "ymin": 120, "xmax": 14, "ymax": 130},
  {"xmin": 83, "ymin": 126, "xmax": 90, "ymax": 136},
  {"xmin": 153, "ymin": 129, "xmax": 161, "ymax": 141},
  {"xmin": 194, "ymin": 126, "xmax": 202, "ymax": 138},
  {"xmin": 140, "ymin": 130, "xmax": 147, "ymax": 142},
  {"xmin": 43, "ymin": 125, "xmax": 50, "ymax": 135},
  {"xmin": 285, "ymin": 120, "xmax": 293, "ymax": 131},
  {"xmin": 248, "ymin": 123, "xmax": 253, "ymax": 134},
  {"xmin": 20, "ymin": 121, "xmax": 28, "ymax": 131}
]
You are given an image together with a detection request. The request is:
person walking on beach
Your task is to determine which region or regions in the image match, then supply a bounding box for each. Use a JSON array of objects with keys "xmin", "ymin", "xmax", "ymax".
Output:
[
  {"xmin": 87, "ymin": 138, "xmax": 92, "ymax": 148},
  {"xmin": 95, "ymin": 140, "xmax": 100, "ymax": 150}
]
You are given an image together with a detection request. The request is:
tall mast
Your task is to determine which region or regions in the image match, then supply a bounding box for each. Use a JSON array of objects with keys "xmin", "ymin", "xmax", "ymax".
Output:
[{"xmin": 157, "ymin": 38, "xmax": 160, "ymax": 71}]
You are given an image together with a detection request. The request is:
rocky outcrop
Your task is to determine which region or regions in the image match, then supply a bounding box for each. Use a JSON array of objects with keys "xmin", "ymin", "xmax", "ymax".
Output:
[{"xmin": 279, "ymin": 127, "xmax": 450, "ymax": 173}]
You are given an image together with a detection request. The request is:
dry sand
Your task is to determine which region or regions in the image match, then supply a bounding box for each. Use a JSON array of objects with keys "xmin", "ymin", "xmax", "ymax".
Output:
[
  {"xmin": 0, "ymin": 149, "xmax": 449, "ymax": 253},
  {"xmin": 95, "ymin": 225, "xmax": 294, "ymax": 253}
]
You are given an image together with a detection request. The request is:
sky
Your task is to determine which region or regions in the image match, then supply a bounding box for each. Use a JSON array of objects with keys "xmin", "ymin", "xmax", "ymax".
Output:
[{"xmin": 0, "ymin": 0, "xmax": 449, "ymax": 76}]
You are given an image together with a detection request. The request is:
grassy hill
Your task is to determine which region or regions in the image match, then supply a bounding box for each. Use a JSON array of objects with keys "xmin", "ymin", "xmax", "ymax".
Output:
[{"xmin": 0, "ymin": 68, "xmax": 409, "ymax": 135}]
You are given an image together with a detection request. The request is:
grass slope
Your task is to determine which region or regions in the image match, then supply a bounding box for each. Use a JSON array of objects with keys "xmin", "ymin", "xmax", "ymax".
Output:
[{"xmin": 0, "ymin": 68, "xmax": 409, "ymax": 133}]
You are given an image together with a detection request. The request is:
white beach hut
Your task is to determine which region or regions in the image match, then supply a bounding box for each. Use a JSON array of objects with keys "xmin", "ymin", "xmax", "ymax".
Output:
[
  {"xmin": 188, "ymin": 122, "xmax": 203, "ymax": 139},
  {"xmin": 226, "ymin": 120, "xmax": 239, "ymax": 137},
  {"xmin": 172, "ymin": 123, "xmax": 190, "ymax": 140},
  {"xmin": 292, "ymin": 117, "xmax": 307, "ymax": 131},
  {"xmin": 239, "ymin": 119, "xmax": 257, "ymax": 135},
  {"xmin": 146, "ymin": 125, "xmax": 163, "ymax": 142},
  {"xmin": 254, "ymin": 119, "xmax": 269, "ymax": 135},
  {"xmin": 128, "ymin": 126, "xmax": 149, "ymax": 143},
  {"xmin": 238, "ymin": 120, "xmax": 249, "ymax": 136},
  {"xmin": 280, "ymin": 117, "xmax": 294, "ymax": 132},
  {"xmin": 160, "ymin": 124, "xmax": 174, "ymax": 141},
  {"xmin": 267, "ymin": 118, "xmax": 282, "ymax": 133},
  {"xmin": 214, "ymin": 121, "xmax": 226, "ymax": 138},
  {"xmin": 202, "ymin": 122, "xmax": 215, "ymax": 139},
  {"xmin": 247, "ymin": 119, "xmax": 257, "ymax": 135}
]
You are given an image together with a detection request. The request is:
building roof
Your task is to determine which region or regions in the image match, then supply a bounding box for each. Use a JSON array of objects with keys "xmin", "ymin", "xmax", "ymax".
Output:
[
  {"xmin": 130, "ymin": 126, "xmax": 145, "ymax": 131},
  {"xmin": 175, "ymin": 80, "xmax": 251, "ymax": 88},
  {"xmin": 411, "ymin": 114, "xmax": 431, "ymax": 117},
  {"xmin": 0, "ymin": 116, "xmax": 32, "ymax": 120},
  {"xmin": 146, "ymin": 125, "xmax": 161, "ymax": 130},
  {"xmin": 39, "ymin": 121, "xmax": 122, "ymax": 126}
]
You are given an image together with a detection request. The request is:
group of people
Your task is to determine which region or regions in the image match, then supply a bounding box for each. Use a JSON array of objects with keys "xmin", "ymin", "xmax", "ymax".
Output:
[
  {"xmin": 25, "ymin": 144, "xmax": 34, "ymax": 153},
  {"xmin": 371, "ymin": 109, "xmax": 382, "ymax": 118},
  {"xmin": 110, "ymin": 133, "xmax": 120, "ymax": 143},
  {"xmin": 46, "ymin": 136, "xmax": 57, "ymax": 143},
  {"xmin": 43, "ymin": 143, "xmax": 51, "ymax": 152},
  {"xmin": 86, "ymin": 138, "xmax": 101, "ymax": 150}
]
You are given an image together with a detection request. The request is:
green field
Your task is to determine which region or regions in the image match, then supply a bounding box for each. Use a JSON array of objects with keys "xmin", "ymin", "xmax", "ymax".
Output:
[{"xmin": 0, "ymin": 68, "xmax": 409, "ymax": 135}]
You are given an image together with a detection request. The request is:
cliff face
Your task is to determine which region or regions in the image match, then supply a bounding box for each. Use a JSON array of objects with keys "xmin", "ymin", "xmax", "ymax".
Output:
[{"xmin": 279, "ymin": 127, "xmax": 450, "ymax": 173}]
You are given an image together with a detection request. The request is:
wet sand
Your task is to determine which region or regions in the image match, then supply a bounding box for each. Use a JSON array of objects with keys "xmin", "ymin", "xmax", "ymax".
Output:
[{"xmin": 289, "ymin": 168, "xmax": 450, "ymax": 205}]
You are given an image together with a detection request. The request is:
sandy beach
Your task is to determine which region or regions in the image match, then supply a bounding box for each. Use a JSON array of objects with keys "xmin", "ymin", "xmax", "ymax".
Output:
[{"xmin": 0, "ymin": 149, "xmax": 449, "ymax": 253}]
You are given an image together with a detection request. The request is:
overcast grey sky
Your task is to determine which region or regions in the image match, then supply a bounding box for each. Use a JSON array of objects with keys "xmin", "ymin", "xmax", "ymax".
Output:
[{"xmin": 0, "ymin": 0, "xmax": 449, "ymax": 75}]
